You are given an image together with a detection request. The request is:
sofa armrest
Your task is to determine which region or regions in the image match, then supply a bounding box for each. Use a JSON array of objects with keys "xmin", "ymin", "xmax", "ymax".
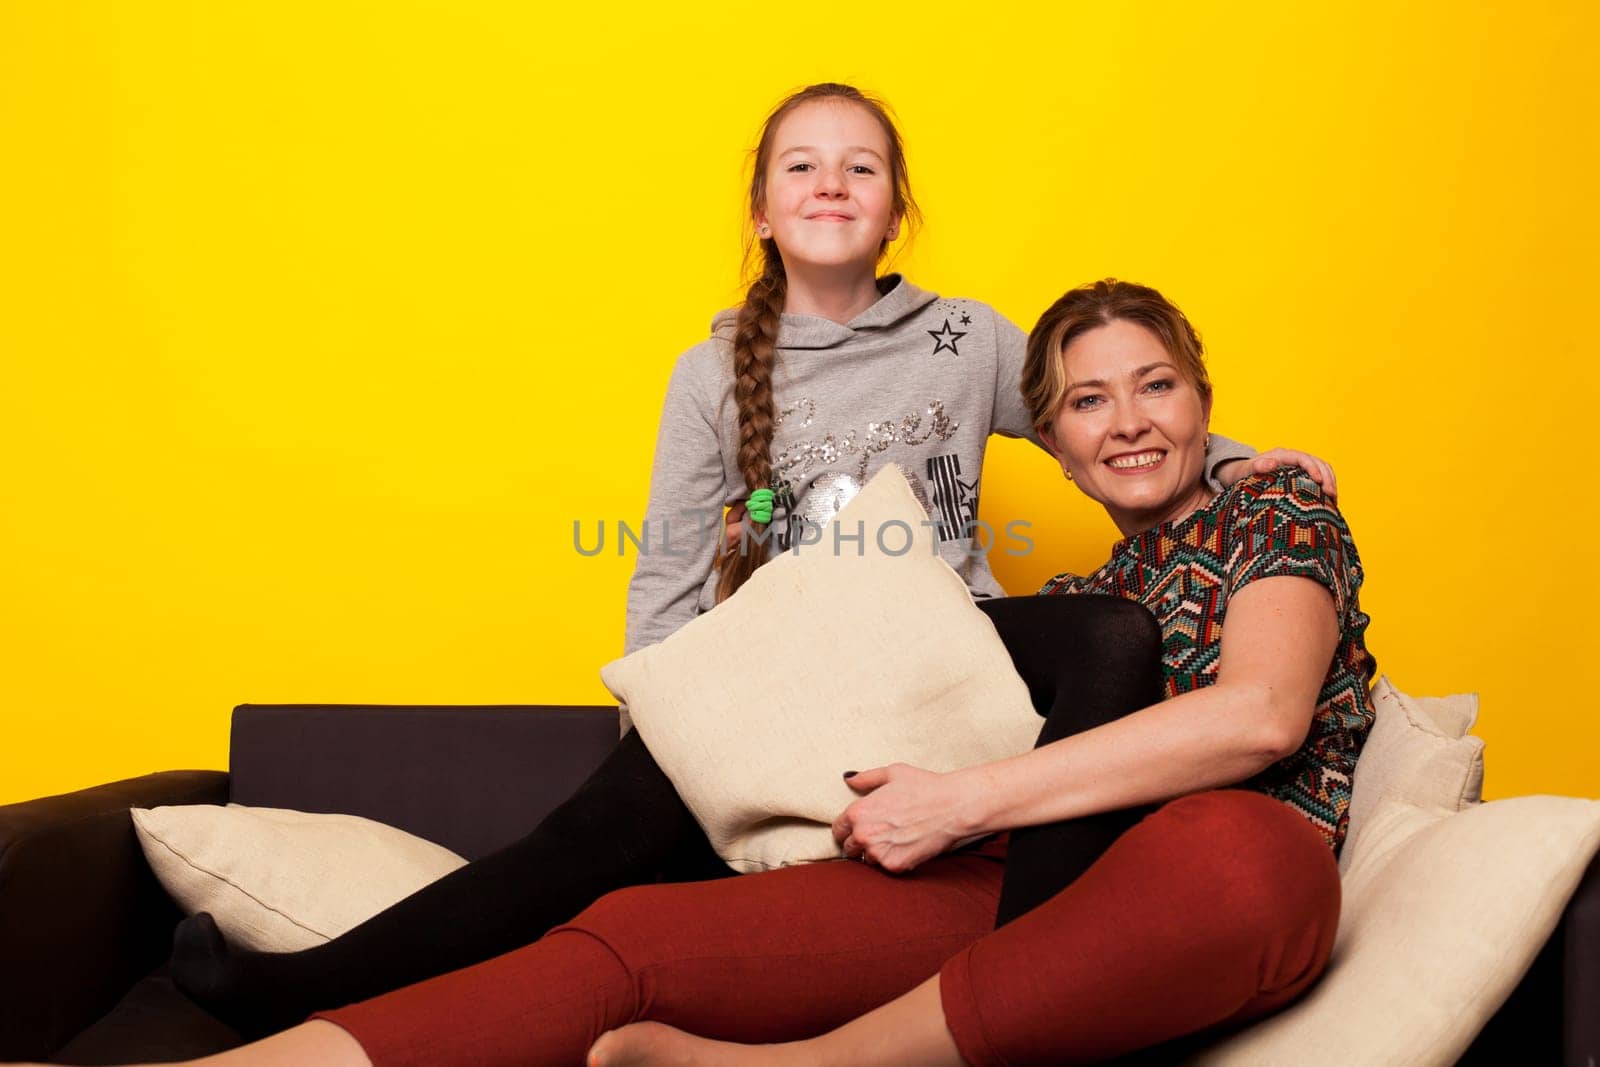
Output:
[
  {"xmin": 0, "ymin": 770, "xmax": 228, "ymax": 1062},
  {"xmin": 1566, "ymin": 850, "xmax": 1600, "ymax": 1066}
]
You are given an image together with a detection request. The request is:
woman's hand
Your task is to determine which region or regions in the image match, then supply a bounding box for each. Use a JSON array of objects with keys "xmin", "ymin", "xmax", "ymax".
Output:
[
  {"xmin": 830, "ymin": 764, "xmax": 983, "ymax": 873},
  {"xmin": 1216, "ymin": 448, "xmax": 1338, "ymax": 501}
]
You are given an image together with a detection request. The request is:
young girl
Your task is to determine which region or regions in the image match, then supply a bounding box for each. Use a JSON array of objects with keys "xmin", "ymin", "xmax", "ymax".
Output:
[{"xmin": 167, "ymin": 82, "xmax": 1330, "ymax": 1040}]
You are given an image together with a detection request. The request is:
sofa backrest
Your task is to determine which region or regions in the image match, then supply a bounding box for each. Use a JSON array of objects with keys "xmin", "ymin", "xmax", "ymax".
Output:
[{"xmin": 228, "ymin": 704, "xmax": 620, "ymax": 860}]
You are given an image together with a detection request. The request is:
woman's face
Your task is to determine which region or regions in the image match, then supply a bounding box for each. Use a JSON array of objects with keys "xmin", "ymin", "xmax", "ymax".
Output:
[
  {"xmin": 1043, "ymin": 319, "xmax": 1213, "ymax": 537},
  {"xmin": 756, "ymin": 100, "xmax": 898, "ymax": 274}
]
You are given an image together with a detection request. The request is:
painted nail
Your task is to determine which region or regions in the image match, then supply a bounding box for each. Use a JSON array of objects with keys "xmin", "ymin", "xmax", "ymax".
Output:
[{"xmin": 843, "ymin": 771, "xmax": 858, "ymax": 779}]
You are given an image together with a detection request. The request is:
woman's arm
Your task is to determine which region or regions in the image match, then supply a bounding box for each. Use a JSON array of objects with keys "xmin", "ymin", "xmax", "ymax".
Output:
[{"xmin": 833, "ymin": 574, "xmax": 1339, "ymax": 872}]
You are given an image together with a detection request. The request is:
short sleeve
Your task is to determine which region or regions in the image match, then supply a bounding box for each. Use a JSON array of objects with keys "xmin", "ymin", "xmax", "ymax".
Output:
[
  {"xmin": 1202, "ymin": 434, "xmax": 1255, "ymax": 492},
  {"xmin": 1224, "ymin": 467, "xmax": 1363, "ymax": 621},
  {"xmin": 1038, "ymin": 572, "xmax": 1087, "ymax": 596}
]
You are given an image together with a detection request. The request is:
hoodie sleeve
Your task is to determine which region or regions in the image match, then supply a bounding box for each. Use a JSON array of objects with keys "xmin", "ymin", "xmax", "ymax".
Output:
[
  {"xmin": 991, "ymin": 308, "xmax": 1043, "ymax": 445},
  {"xmin": 624, "ymin": 349, "xmax": 729, "ymax": 656},
  {"xmin": 1203, "ymin": 434, "xmax": 1255, "ymax": 492}
]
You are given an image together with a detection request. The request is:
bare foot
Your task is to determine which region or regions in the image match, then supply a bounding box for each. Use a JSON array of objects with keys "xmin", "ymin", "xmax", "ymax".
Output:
[{"xmin": 588, "ymin": 1021, "xmax": 794, "ymax": 1067}]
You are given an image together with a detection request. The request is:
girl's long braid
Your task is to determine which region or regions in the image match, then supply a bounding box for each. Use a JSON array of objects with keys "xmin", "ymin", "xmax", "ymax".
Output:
[{"xmin": 715, "ymin": 244, "xmax": 786, "ymax": 602}]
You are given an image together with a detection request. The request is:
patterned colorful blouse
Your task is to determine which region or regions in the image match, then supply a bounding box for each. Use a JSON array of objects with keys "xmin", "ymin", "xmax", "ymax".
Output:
[{"xmin": 1040, "ymin": 467, "xmax": 1376, "ymax": 852}]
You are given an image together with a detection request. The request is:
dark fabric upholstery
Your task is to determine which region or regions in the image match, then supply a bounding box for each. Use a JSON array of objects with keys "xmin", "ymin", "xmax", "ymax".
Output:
[
  {"xmin": 1564, "ymin": 852, "xmax": 1600, "ymax": 1064},
  {"xmin": 1459, "ymin": 917, "xmax": 1563, "ymax": 1064},
  {"xmin": 49, "ymin": 970, "xmax": 242, "ymax": 1065},
  {"xmin": 1444, "ymin": 851, "xmax": 1600, "ymax": 1065},
  {"xmin": 0, "ymin": 771, "xmax": 228, "ymax": 1062},
  {"xmin": 228, "ymin": 704, "xmax": 620, "ymax": 860}
]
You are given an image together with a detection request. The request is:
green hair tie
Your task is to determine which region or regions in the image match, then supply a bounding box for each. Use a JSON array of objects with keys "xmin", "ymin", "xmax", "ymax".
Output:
[{"xmin": 746, "ymin": 488, "xmax": 775, "ymax": 525}]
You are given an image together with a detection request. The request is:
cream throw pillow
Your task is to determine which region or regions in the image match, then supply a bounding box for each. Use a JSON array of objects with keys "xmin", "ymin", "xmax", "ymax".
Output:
[
  {"xmin": 132, "ymin": 803, "xmax": 467, "ymax": 952},
  {"xmin": 1191, "ymin": 794, "xmax": 1600, "ymax": 1066},
  {"xmin": 1341, "ymin": 676, "xmax": 1485, "ymax": 872},
  {"xmin": 600, "ymin": 465, "xmax": 1043, "ymax": 873}
]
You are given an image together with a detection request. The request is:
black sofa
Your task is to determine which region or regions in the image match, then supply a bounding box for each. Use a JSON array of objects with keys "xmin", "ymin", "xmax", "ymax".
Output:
[{"xmin": 1, "ymin": 703, "xmax": 1595, "ymax": 1064}]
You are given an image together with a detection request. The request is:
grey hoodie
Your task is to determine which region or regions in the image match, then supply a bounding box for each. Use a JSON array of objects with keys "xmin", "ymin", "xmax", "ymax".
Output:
[{"xmin": 623, "ymin": 276, "xmax": 1249, "ymax": 654}]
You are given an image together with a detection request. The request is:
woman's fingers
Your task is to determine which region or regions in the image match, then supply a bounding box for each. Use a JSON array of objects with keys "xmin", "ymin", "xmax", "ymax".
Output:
[
  {"xmin": 832, "ymin": 796, "xmax": 871, "ymax": 845},
  {"xmin": 837, "ymin": 827, "xmax": 875, "ymax": 863},
  {"xmin": 843, "ymin": 765, "xmax": 891, "ymax": 794}
]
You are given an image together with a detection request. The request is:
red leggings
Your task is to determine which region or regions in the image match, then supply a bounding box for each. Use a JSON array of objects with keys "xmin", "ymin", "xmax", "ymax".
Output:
[{"xmin": 318, "ymin": 790, "xmax": 1340, "ymax": 1066}]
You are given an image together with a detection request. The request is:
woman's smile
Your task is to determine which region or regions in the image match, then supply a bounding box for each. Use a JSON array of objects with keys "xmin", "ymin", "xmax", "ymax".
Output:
[{"xmin": 1104, "ymin": 450, "xmax": 1167, "ymax": 473}]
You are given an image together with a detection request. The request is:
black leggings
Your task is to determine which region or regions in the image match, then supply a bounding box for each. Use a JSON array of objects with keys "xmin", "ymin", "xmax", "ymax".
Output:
[
  {"xmin": 170, "ymin": 594, "xmax": 1161, "ymax": 1036},
  {"xmin": 979, "ymin": 595, "xmax": 1163, "ymax": 926}
]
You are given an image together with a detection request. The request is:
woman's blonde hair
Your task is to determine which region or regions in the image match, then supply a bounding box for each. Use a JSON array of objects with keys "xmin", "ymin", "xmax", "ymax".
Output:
[{"xmin": 1022, "ymin": 279, "xmax": 1212, "ymax": 437}]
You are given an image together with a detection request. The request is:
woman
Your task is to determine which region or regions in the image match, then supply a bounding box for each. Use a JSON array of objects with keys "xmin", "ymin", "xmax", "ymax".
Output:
[
  {"xmin": 103, "ymin": 278, "xmax": 1372, "ymax": 1066},
  {"xmin": 168, "ymin": 82, "xmax": 1325, "ymax": 1039}
]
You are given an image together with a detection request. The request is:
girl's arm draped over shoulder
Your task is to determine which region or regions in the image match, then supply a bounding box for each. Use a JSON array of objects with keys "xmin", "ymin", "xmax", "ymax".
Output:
[{"xmin": 623, "ymin": 350, "xmax": 729, "ymax": 656}]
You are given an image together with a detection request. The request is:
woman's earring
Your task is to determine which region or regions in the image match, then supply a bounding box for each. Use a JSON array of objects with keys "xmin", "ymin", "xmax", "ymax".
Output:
[
  {"xmin": 1063, "ymin": 468, "xmax": 1074, "ymax": 482},
  {"xmin": 758, "ymin": 224, "xmax": 770, "ymax": 237},
  {"xmin": 1205, "ymin": 433, "xmax": 1211, "ymax": 450}
]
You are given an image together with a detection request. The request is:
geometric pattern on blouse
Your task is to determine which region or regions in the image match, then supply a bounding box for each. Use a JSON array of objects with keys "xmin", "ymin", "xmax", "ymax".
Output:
[{"xmin": 1040, "ymin": 466, "xmax": 1376, "ymax": 853}]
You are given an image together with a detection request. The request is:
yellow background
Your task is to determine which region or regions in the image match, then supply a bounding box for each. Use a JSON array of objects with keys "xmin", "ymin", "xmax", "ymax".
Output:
[{"xmin": 3, "ymin": 2, "xmax": 1596, "ymax": 805}]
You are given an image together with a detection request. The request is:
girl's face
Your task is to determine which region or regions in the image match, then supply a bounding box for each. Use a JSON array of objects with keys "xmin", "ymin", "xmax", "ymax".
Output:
[
  {"xmin": 1043, "ymin": 319, "xmax": 1214, "ymax": 537},
  {"xmin": 757, "ymin": 100, "xmax": 899, "ymax": 275}
]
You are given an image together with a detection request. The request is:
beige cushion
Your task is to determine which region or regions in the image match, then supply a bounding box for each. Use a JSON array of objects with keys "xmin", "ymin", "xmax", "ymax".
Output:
[
  {"xmin": 132, "ymin": 803, "xmax": 466, "ymax": 951},
  {"xmin": 600, "ymin": 465, "xmax": 1042, "ymax": 873},
  {"xmin": 1192, "ymin": 793, "xmax": 1600, "ymax": 1066},
  {"xmin": 1340, "ymin": 676, "xmax": 1485, "ymax": 871}
]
